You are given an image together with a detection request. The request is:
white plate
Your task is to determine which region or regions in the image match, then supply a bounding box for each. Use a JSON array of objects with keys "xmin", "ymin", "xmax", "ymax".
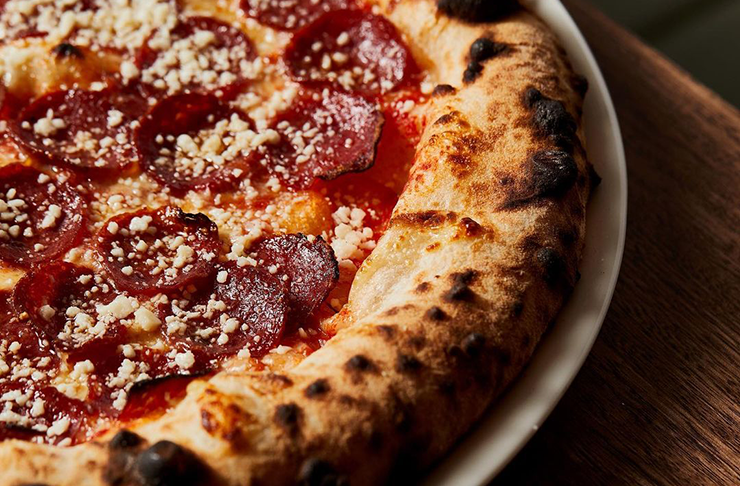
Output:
[{"xmin": 422, "ymin": 1, "xmax": 628, "ymax": 484}]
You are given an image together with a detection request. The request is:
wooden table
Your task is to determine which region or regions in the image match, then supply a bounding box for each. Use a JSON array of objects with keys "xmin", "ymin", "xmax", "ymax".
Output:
[{"xmin": 492, "ymin": 1, "xmax": 740, "ymax": 484}]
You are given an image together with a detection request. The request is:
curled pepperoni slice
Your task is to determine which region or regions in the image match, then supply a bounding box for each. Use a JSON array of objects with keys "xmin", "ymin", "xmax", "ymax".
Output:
[
  {"xmin": 161, "ymin": 261, "xmax": 288, "ymax": 359},
  {"xmin": 0, "ymin": 164, "xmax": 86, "ymax": 267},
  {"xmin": 96, "ymin": 206, "xmax": 221, "ymax": 296},
  {"xmin": 10, "ymin": 89, "xmax": 142, "ymax": 178},
  {"xmin": 137, "ymin": 16, "xmax": 256, "ymax": 99},
  {"xmin": 135, "ymin": 93, "xmax": 253, "ymax": 194},
  {"xmin": 13, "ymin": 262, "xmax": 126, "ymax": 353},
  {"xmin": 285, "ymin": 10, "xmax": 419, "ymax": 95},
  {"xmin": 240, "ymin": 0, "xmax": 354, "ymax": 31},
  {"xmin": 253, "ymin": 234, "xmax": 338, "ymax": 319},
  {"xmin": 264, "ymin": 91, "xmax": 383, "ymax": 189}
]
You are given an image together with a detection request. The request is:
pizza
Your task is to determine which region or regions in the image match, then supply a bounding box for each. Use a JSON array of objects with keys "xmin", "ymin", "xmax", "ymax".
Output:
[{"xmin": 0, "ymin": 0, "xmax": 597, "ymax": 484}]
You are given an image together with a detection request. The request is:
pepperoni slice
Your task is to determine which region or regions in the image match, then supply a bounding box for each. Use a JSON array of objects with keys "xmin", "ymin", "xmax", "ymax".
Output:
[
  {"xmin": 96, "ymin": 206, "xmax": 221, "ymax": 296},
  {"xmin": 0, "ymin": 164, "xmax": 86, "ymax": 267},
  {"xmin": 161, "ymin": 262, "xmax": 288, "ymax": 359},
  {"xmin": 12, "ymin": 262, "xmax": 126, "ymax": 353},
  {"xmin": 264, "ymin": 91, "xmax": 383, "ymax": 189},
  {"xmin": 0, "ymin": 382, "xmax": 92, "ymax": 445},
  {"xmin": 135, "ymin": 93, "xmax": 253, "ymax": 194},
  {"xmin": 137, "ymin": 16, "xmax": 256, "ymax": 98},
  {"xmin": 240, "ymin": 0, "xmax": 355, "ymax": 31},
  {"xmin": 285, "ymin": 10, "xmax": 419, "ymax": 95},
  {"xmin": 10, "ymin": 89, "xmax": 143, "ymax": 178},
  {"xmin": 253, "ymin": 234, "xmax": 338, "ymax": 319},
  {"xmin": 0, "ymin": 0, "xmax": 94, "ymax": 42}
]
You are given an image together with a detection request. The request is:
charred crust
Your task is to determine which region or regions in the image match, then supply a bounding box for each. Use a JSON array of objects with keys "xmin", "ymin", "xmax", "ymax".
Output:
[
  {"xmin": 536, "ymin": 247, "xmax": 566, "ymax": 286},
  {"xmin": 305, "ymin": 379, "xmax": 330, "ymax": 398},
  {"xmin": 134, "ymin": 440, "xmax": 200, "ymax": 486},
  {"xmin": 298, "ymin": 458, "xmax": 348, "ymax": 486},
  {"xmin": 530, "ymin": 150, "xmax": 578, "ymax": 197},
  {"xmin": 52, "ymin": 42, "xmax": 83, "ymax": 58},
  {"xmin": 426, "ymin": 306, "xmax": 447, "ymax": 321},
  {"xmin": 463, "ymin": 61, "xmax": 483, "ymax": 84},
  {"xmin": 396, "ymin": 353, "xmax": 423, "ymax": 373},
  {"xmin": 432, "ymin": 84, "xmax": 456, "ymax": 97},
  {"xmin": 376, "ymin": 324, "xmax": 397, "ymax": 339},
  {"xmin": 469, "ymin": 37, "xmax": 508, "ymax": 64},
  {"xmin": 345, "ymin": 354, "xmax": 376, "ymax": 372},
  {"xmin": 588, "ymin": 163, "xmax": 602, "ymax": 187},
  {"xmin": 437, "ymin": 0, "xmax": 520, "ymax": 23},
  {"xmin": 415, "ymin": 281, "xmax": 431, "ymax": 293},
  {"xmin": 523, "ymin": 88, "xmax": 577, "ymax": 145},
  {"xmin": 109, "ymin": 429, "xmax": 143, "ymax": 450},
  {"xmin": 572, "ymin": 73, "xmax": 589, "ymax": 98},
  {"xmin": 512, "ymin": 300, "xmax": 525, "ymax": 317},
  {"xmin": 461, "ymin": 333, "xmax": 486, "ymax": 357},
  {"xmin": 392, "ymin": 210, "xmax": 457, "ymax": 227},
  {"xmin": 275, "ymin": 403, "xmax": 301, "ymax": 430},
  {"xmin": 444, "ymin": 270, "xmax": 477, "ymax": 301},
  {"xmin": 501, "ymin": 150, "xmax": 578, "ymax": 209},
  {"xmin": 438, "ymin": 378, "xmax": 456, "ymax": 396}
]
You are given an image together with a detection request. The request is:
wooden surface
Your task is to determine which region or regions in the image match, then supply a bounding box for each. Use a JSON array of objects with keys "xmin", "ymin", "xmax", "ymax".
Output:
[{"xmin": 492, "ymin": 1, "xmax": 740, "ymax": 485}]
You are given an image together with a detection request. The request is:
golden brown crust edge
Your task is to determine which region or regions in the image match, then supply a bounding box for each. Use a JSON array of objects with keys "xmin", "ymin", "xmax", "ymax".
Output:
[{"xmin": 0, "ymin": 2, "xmax": 596, "ymax": 485}]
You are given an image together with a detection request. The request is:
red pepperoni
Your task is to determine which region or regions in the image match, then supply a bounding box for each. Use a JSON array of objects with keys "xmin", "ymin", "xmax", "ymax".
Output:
[
  {"xmin": 137, "ymin": 16, "xmax": 256, "ymax": 99},
  {"xmin": 285, "ymin": 10, "xmax": 419, "ymax": 95},
  {"xmin": 0, "ymin": 383, "xmax": 92, "ymax": 445},
  {"xmin": 161, "ymin": 261, "xmax": 288, "ymax": 359},
  {"xmin": 13, "ymin": 262, "xmax": 127, "ymax": 353},
  {"xmin": 135, "ymin": 93, "xmax": 252, "ymax": 194},
  {"xmin": 0, "ymin": 164, "xmax": 87, "ymax": 267},
  {"xmin": 263, "ymin": 91, "xmax": 383, "ymax": 189},
  {"xmin": 96, "ymin": 206, "xmax": 221, "ymax": 296},
  {"xmin": 0, "ymin": 289, "xmax": 54, "ymax": 361},
  {"xmin": 253, "ymin": 234, "xmax": 338, "ymax": 320},
  {"xmin": 240, "ymin": 0, "xmax": 355, "ymax": 31},
  {"xmin": 10, "ymin": 89, "xmax": 143, "ymax": 178}
]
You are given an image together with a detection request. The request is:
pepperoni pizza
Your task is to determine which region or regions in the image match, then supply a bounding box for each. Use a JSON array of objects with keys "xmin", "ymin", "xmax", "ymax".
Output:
[{"xmin": 0, "ymin": 0, "xmax": 597, "ymax": 484}]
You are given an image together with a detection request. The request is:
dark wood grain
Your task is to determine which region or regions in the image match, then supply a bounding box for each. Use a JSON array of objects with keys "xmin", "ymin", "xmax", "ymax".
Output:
[{"xmin": 492, "ymin": 1, "xmax": 740, "ymax": 484}]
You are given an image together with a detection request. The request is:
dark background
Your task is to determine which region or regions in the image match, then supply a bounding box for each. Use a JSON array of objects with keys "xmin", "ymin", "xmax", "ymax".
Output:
[{"xmin": 586, "ymin": 0, "xmax": 739, "ymax": 107}]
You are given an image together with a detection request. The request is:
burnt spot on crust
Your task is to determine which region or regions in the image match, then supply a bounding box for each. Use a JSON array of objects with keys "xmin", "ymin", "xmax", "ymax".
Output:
[
  {"xmin": 464, "ymin": 37, "xmax": 509, "ymax": 83},
  {"xmin": 523, "ymin": 87, "xmax": 577, "ymax": 148},
  {"xmin": 264, "ymin": 373, "xmax": 294, "ymax": 388},
  {"xmin": 461, "ymin": 332, "xmax": 486, "ymax": 357},
  {"xmin": 415, "ymin": 281, "xmax": 431, "ymax": 293},
  {"xmin": 530, "ymin": 150, "xmax": 578, "ymax": 197},
  {"xmin": 536, "ymin": 247, "xmax": 566, "ymax": 286},
  {"xmin": 305, "ymin": 379, "xmax": 330, "ymax": 398},
  {"xmin": 463, "ymin": 62, "xmax": 483, "ymax": 84},
  {"xmin": 571, "ymin": 73, "xmax": 589, "ymax": 98},
  {"xmin": 426, "ymin": 306, "xmax": 447, "ymax": 321},
  {"xmin": 104, "ymin": 430, "xmax": 147, "ymax": 485},
  {"xmin": 511, "ymin": 300, "xmax": 525, "ymax": 317},
  {"xmin": 52, "ymin": 42, "xmax": 83, "ymax": 58},
  {"xmin": 275, "ymin": 403, "xmax": 301, "ymax": 435},
  {"xmin": 298, "ymin": 458, "xmax": 348, "ymax": 486},
  {"xmin": 437, "ymin": 0, "xmax": 520, "ymax": 22},
  {"xmin": 444, "ymin": 270, "xmax": 477, "ymax": 301},
  {"xmin": 469, "ymin": 37, "xmax": 508, "ymax": 64},
  {"xmin": 432, "ymin": 84, "xmax": 456, "ymax": 97},
  {"xmin": 589, "ymin": 163, "xmax": 602, "ymax": 187},
  {"xmin": 109, "ymin": 429, "xmax": 143, "ymax": 450},
  {"xmin": 433, "ymin": 111, "xmax": 468, "ymax": 128},
  {"xmin": 392, "ymin": 210, "xmax": 457, "ymax": 228},
  {"xmin": 134, "ymin": 440, "xmax": 202, "ymax": 486},
  {"xmin": 376, "ymin": 324, "xmax": 397, "ymax": 340},
  {"xmin": 345, "ymin": 354, "xmax": 377, "ymax": 373},
  {"xmin": 500, "ymin": 150, "xmax": 578, "ymax": 209},
  {"xmin": 396, "ymin": 353, "xmax": 423, "ymax": 373}
]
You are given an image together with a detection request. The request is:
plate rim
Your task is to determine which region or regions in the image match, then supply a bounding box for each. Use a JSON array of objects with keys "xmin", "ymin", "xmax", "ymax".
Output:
[{"xmin": 421, "ymin": 0, "xmax": 628, "ymax": 484}]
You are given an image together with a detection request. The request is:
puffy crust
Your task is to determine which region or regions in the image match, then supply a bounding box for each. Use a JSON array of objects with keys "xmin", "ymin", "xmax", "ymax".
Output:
[{"xmin": 0, "ymin": 1, "xmax": 595, "ymax": 484}]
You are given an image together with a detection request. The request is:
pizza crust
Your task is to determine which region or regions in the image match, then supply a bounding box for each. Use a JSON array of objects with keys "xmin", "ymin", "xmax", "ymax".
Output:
[{"xmin": 0, "ymin": 1, "xmax": 595, "ymax": 484}]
